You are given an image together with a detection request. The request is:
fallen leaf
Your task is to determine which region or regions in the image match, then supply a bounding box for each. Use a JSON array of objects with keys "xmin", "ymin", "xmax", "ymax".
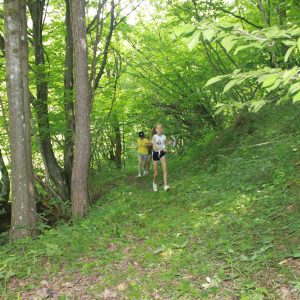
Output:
[
  {"xmin": 279, "ymin": 259, "xmax": 289, "ymax": 265},
  {"xmin": 102, "ymin": 288, "xmax": 117, "ymax": 298},
  {"xmin": 40, "ymin": 280, "xmax": 49, "ymax": 286},
  {"xmin": 280, "ymin": 285, "xmax": 292, "ymax": 300},
  {"xmin": 117, "ymin": 282, "xmax": 126, "ymax": 291},
  {"xmin": 107, "ymin": 243, "xmax": 117, "ymax": 252}
]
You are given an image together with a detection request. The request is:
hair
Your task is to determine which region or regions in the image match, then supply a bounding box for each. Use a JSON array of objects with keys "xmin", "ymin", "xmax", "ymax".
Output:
[{"xmin": 152, "ymin": 124, "xmax": 163, "ymax": 136}]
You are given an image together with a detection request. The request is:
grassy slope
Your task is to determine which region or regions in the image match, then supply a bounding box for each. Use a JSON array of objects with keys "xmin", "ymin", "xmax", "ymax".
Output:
[{"xmin": 1, "ymin": 105, "xmax": 300, "ymax": 299}]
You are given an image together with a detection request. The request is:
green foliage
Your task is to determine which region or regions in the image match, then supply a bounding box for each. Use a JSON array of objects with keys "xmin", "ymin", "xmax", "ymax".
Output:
[{"xmin": 1, "ymin": 104, "xmax": 300, "ymax": 298}]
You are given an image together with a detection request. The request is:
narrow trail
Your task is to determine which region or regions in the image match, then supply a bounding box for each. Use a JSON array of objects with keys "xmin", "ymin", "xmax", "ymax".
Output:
[
  {"xmin": 7, "ymin": 174, "xmax": 175, "ymax": 299},
  {"xmin": 5, "ymin": 140, "xmax": 300, "ymax": 299}
]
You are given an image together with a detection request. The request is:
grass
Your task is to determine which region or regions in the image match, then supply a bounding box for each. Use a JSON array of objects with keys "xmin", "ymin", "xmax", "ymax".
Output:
[{"xmin": 1, "ymin": 104, "xmax": 300, "ymax": 299}]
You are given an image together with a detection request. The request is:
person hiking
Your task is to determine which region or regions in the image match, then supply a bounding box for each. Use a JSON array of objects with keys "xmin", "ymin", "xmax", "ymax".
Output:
[
  {"xmin": 137, "ymin": 131, "xmax": 150, "ymax": 177},
  {"xmin": 151, "ymin": 124, "xmax": 173, "ymax": 192}
]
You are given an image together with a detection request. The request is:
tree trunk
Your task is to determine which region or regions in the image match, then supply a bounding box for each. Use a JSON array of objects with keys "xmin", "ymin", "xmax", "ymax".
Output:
[
  {"xmin": 257, "ymin": 0, "xmax": 270, "ymax": 27},
  {"xmin": 70, "ymin": 0, "xmax": 91, "ymax": 217},
  {"xmin": 114, "ymin": 121, "xmax": 122, "ymax": 170},
  {"xmin": 20, "ymin": 0, "xmax": 37, "ymax": 236},
  {"xmin": 63, "ymin": 0, "xmax": 75, "ymax": 187},
  {"xmin": 28, "ymin": 0, "xmax": 70, "ymax": 201},
  {"xmin": 4, "ymin": 0, "xmax": 36, "ymax": 239},
  {"xmin": 0, "ymin": 148, "xmax": 10, "ymax": 205}
]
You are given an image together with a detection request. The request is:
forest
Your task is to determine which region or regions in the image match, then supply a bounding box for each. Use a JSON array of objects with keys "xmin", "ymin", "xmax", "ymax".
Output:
[{"xmin": 0, "ymin": 0, "xmax": 300, "ymax": 298}]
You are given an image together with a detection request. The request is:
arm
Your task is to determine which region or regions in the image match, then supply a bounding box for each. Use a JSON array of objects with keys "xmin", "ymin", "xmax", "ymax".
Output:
[
  {"xmin": 146, "ymin": 138, "xmax": 152, "ymax": 147},
  {"xmin": 152, "ymin": 135, "xmax": 159, "ymax": 151}
]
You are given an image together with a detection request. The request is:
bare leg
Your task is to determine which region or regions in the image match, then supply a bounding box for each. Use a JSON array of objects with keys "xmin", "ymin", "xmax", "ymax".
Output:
[
  {"xmin": 138, "ymin": 156, "xmax": 143, "ymax": 175},
  {"xmin": 146, "ymin": 155, "xmax": 151, "ymax": 171},
  {"xmin": 160, "ymin": 156, "xmax": 168, "ymax": 186},
  {"xmin": 153, "ymin": 160, "xmax": 158, "ymax": 183},
  {"xmin": 142, "ymin": 157, "xmax": 147, "ymax": 173}
]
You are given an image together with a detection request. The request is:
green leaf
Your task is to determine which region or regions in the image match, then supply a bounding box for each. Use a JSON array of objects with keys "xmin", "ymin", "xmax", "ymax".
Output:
[
  {"xmin": 293, "ymin": 91, "xmax": 300, "ymax": 103},
  {"xmin": 205, "ymin": 75, "xmax": 224, "ymax": 87},
  {"xmin": 153, "ymin": 245, "xmax": 166, "ymax": 254},
  {"xmin": 249, "ymin": 100, "xmax": 266, "ymax": 112},
  {"xmin": 221, "ymin": 36, "xmax": 237, "ymax": 52},
  {"xmin": 292, "ymin": 252, "xmax": 300, "ymax": 258},
  {"xmin": 215, "ymin": 103, "xmax": 226, "ymax": 115},
  {"xmin": 203, "ymin": 29, "xmax": 215, "ymax": 42},
  {"xmin": 172, "ymin": 240, "xmax": 188, "ymax": 249},
  {"xmin": 266, "ymin": 79, "xmax": 281, "ymax": 92},
  {"xmin": 297, "ymin": 37, "xmax": 300, "ymax": 51},
  {"xmin": 188, "ymin": 31, "xmax": 201, "ymax": 51},
  {"xmin": 174, "ymin": 24, "xmax": 195, "ymax": 37},
  {"xmin": 223, "ymin": 78, "xmax": 239, "ymax": 93},
  {"xmin": 289, "ymin": 82, "xmax": 300, "ymax": 94},
  {"xmin": 265, "ymin": 27, "xmax": 280, "ymax": 38},
  {"xmin": 240, "ymin": 254, "xmax": 249, "ymax": 261},
  {"xmin": 284, "ymin": 46, "xmax": 295, "ymax": 62},
  {"xmin": 262, "ymin": 74, "xmax": 278, "ymax": 88},
  {"xmin": 233, "ymin": 69, "xmax": 241, "ymax": 74},
  {"xmin": 282, "ymin": 40, "xmax": 297, "ymax": 46},
  {"xmin": 234, "ymin": 43, "xmax": 262, "ymax": 55},
  {"xmin": 282, "ymin": 67, "xmax": 298, "ymax": 84}
]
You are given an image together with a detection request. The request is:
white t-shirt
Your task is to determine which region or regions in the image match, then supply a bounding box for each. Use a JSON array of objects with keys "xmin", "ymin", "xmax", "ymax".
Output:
[{"xmin": 152, "ymin": 134, "xmax": 166, "ymax": 151}]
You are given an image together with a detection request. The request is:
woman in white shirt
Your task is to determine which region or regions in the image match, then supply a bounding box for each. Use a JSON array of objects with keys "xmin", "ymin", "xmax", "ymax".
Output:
[{"xmin": 151, "ymin": 124, "xmax": 172, "ymax": 192}]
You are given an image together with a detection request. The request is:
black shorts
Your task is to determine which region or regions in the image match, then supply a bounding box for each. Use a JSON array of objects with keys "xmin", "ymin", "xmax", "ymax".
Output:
[{"xmin": 152, "ymin": 150, "xmax": 166, "ymax": 161}]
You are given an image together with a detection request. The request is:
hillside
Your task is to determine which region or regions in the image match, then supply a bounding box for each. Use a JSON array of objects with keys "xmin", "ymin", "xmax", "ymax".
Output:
[{"xmin": 1, "ymin": 105, "xmax": 300, "ymax": 299}]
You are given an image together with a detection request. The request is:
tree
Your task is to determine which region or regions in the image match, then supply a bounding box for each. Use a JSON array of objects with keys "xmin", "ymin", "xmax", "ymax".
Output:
[
  {"xmin": 28, "ymin": 0, "xmax": 70, "ymax": 201},
  {"xmin": 0, "ymin": 147, "xmax": 10, "ymax": 206},
  {"xmin": 64, "ymin": 0, "xmax": 75, "ymax": 187},
  {"xmin": 4, "ymin": 0, "xmax": 36, "ymax": 239},
  {"xmin": 20, "ymin": 0, "xmax": 37, "ymax": 236},
  {"xmin": 70, "ymin": 0, "xmax": 91, "ymax": 217}
]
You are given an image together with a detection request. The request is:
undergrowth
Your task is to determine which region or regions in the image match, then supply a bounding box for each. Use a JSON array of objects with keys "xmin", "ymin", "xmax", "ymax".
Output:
[{"xmin": 0, "ymin": 105, "xmax": 300, "ymax": 299}]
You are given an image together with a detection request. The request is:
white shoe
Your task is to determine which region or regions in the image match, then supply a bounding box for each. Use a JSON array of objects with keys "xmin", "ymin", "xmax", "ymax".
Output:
[
  {"xmin": 164, "ymin": 185, "xmax": 170, "ymax": 191},
  {"xmin": 137, "ymin": 173, "xmax": 142, "ymax": 178},
  {"xmin": 153, "ymin": 182, "xmax": 158, "ymax": 192},
  {"xmin": 143, "ymin": 170, "xmax": 147, "ymax": 176}
]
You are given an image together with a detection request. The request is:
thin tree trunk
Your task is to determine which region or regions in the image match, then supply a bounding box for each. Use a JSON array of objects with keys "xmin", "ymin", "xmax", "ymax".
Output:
[
  {"xmin": 63, "ymin": 0, "xmax": 75, "ymax": 187},
  {"xmin": 70, "ymin": 0, "xmax": 91, "ymax": 217},
  {"xmin": 0, "ymin": 148, "xmax": 10, "ymax": 204},
  {"xmin": 278, "ymin": 0, "xmax": 287, "ymax": 26},
  {"xmin": 4, "ymin": 0, "xmax": 36, "ymax": 239},
  {"xmin": 20, "ymin": 0, "xmax": 37, "ymax": 236},
  {"xmin": 114, "ymin": 121, "xmax": 122, "ymax": 170},
  {"xmin": 257, "ymin": 0, "xmax": 270, "ymax": 27},
  {"xmin": 28, "ymin": 0, "xmax": 70, "ymax": 201},
  {"xmin": 0, "ymin": 147, "xmax": 10, "ymax": 233}
]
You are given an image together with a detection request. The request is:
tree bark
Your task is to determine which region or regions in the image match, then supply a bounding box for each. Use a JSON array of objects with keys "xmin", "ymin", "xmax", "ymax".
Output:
[
  {"xmin": 28, "ymin": 0, "xmax": 70, "ymax": 201},
  {"xmin": 257, "ymin": 0, "xmax": 270, "ymax": 27},
  {"xmin": 20, "ymin": 0, "xmax": 37, "ymax": 236},
  {"xmin": 63, "ymin": 0, "xmax": 75, "ymax": 187},
  {"xmin": 4, "ymin": 0, "xmax": 36, "ymax": 239},
  {"xmin": 278, "ymin": 0, "xmax": 287, "ymax": 27},
  {"xmin": 0, "ymin": 148, "xmax": 10, "ymax": 205},
  {"xmin": 70, "ymin": 0, "xmax": 91, "ymax": 217},
  {"xmin": 114, "ymin": 121, "xmax": 122, "ymax": 170}
]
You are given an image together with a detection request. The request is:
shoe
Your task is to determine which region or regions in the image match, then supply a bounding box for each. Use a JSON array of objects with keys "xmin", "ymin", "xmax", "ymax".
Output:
[
  {"xmin": 164, "ymin": 185, "xmax": 170, "ymax": 191},
  {"xmin": 137, "ymin": 174, "xmax": 142, "ymax": 178},
  {"xmin": 153, "ymin": 182, "xmax": 158, "ymax": 192},
  {"xmin": 143, "ymin": 170, "xmax": 148, "ymax": 176}
]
